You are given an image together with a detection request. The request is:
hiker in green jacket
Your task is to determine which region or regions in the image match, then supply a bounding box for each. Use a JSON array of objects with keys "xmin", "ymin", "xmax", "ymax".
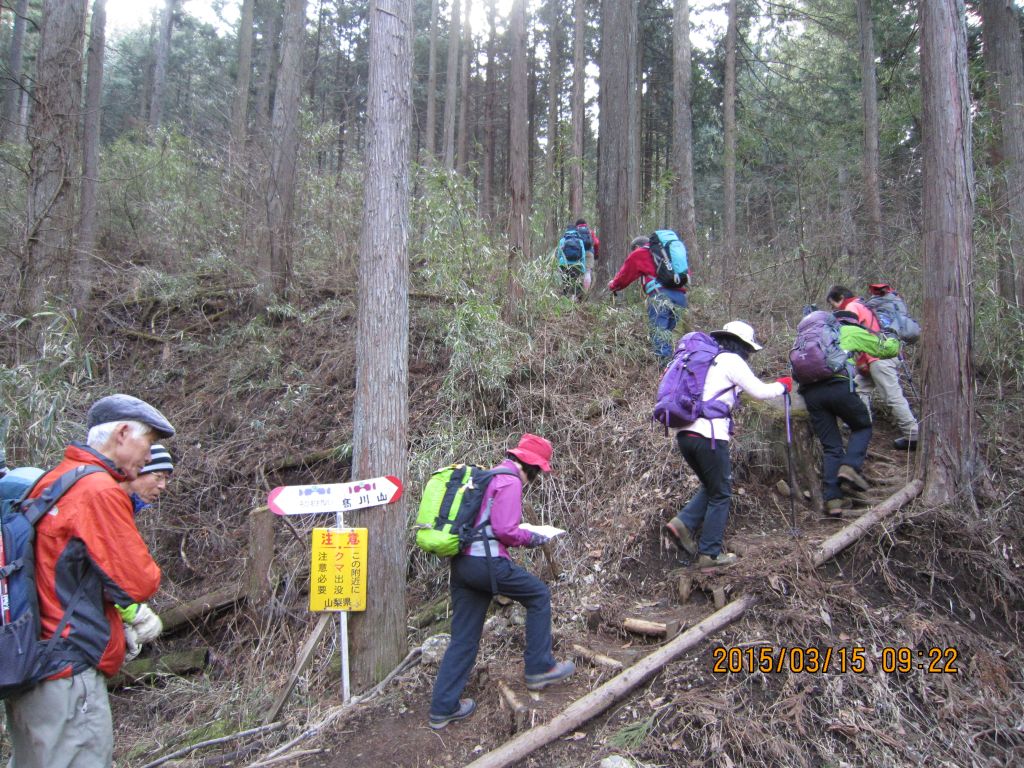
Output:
[{"xmin": 798, "ymin": 311, "xmax": 900, "ymax": 516}]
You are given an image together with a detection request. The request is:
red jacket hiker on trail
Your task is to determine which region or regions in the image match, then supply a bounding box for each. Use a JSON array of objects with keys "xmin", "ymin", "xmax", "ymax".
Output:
[{"xmin": 29, "ymin": 443, "xmax": 162, "ymax": 677}]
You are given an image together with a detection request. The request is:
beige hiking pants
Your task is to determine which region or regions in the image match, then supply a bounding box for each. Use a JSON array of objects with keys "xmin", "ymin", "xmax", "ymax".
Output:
[
  {"xmin": 855, "ymin": 356, "xmax": 919, "ymax": 439},
  {"xmin": 4, "ymin": 668, "xmax": 113, "ymax": 768}
]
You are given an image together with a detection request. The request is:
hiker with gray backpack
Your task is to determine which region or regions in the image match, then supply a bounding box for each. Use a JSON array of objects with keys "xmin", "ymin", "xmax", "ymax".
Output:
[
  {"xmin": 790, "ymin": 309, "xmax": 901, "ymax": 516},
  {"xmin": 826, "ymin": 285, "xmax": 920, "ymax": 450},
  {"xmin": 422, "ymin": 434, "xmax": 574, "ymax": 730},
  {"xmin": 657, "ymin": 322, "xmax": 791, "ymax": 569}
]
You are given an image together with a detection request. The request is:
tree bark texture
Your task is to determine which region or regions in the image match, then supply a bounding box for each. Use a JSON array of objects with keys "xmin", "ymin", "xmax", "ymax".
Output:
[
  {"xmin": 597, "ymin": 0, "xmax": 638, "ymax": 287},
  {"xmin": 857, "ymin": 0, "xmax": 882, "ymax": 277},
  {"xmin": 544, "ymin": 0, "xmax": 560, "ymax": 244},
  {"xmin": 425, "ymin": 0, "xmax": 439, "ymax": 159},
  {"xmin": 505, "ymin": 0, "xmax": 530, "ymax": 319},
  {"xmin": 456, "ymin": 0, "xmax": 471, "ymax": 173},
  {"xmin": 722, "ymin": 0, "xmax": 738, "ymax": 282},
  {"xmin": 148, "ymin": 0, "xmax": 179, "ymax": 130},
  {"xmin": 918, "ymin": 0, "xmax": 978, "ymax": 509},
  {"xmin": 481, "ymin": 0, "xmax": 497, "ymax": 219},
  {"xmin": 442, "ymin": 0, "xmax": 460, "ymax": 170},
  {"xmin": 568, "ymin": 0, "xmax": 585, "ymax": 218},
  {"xmin": 350, "ymin": 0, "xmax": 412, "ymax": 692},
  {"xmin": 16, "ymin": 0, "xmax": 87, "ymax": 318},
  {"xmin": 262, "ymin": 0, "xmax": 305, "ymax": 298},
  {"xmin": 981, "ymin": 0, "xmax": 1024, "ymax": 308},
  {"xmin": 231, "ymin": 0, "xmax": 256, "ymax": 161},
  {"xmin": 0, "ymin": 0, "xmax": 29, "ymax": 143},
  {"xmin": 75, "ymin": 0, "xmax": 106, "ymax": 310},
  {"xmin": 672, "ymin": 0, "xmax": 697, "ymax": 265},
  {"xmin": 255, "ymin": 0, "xmax": 281, "ymax": 125}
]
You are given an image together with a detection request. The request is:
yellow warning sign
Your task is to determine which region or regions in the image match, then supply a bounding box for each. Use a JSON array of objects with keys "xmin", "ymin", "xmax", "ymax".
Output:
[{"xmin": 309, "ymin": 528, "xmax": 368, "ymax": 612}]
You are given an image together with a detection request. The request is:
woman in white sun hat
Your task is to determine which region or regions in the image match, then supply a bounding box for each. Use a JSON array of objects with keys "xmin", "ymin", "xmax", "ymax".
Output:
[{"xmin": 664, "ymin": 321, "xmax": 792, "ymax": 569}]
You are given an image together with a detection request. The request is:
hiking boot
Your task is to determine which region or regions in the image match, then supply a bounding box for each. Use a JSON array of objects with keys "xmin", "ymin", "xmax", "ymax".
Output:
[
  {"xmin": 837, "ymin": 464, "xmax": 870, "ymax": 491},
  {"xmin": 823, "ymin": 498, "xmax": 847, "ymax": 517},
  {"xmin": 694, "ymin": 552, "xmax": 738, "ymax": 569},
  {"xmin": 428, "ymin": 698, "xmax": 477, "ymax": 730},
  {"xmin": 525, "ymin": 660, "xmax": 576, "ymax": 691},
  {"xmin": 665, "ymin": 518, "xmax": 697, "ymax": 556},
  {"xmin": 893, "ymin": 437, "xmax": 918, "ymax": 451}
]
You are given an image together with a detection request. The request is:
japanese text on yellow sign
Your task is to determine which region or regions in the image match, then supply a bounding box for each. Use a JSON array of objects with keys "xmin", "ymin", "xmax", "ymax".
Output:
[{"xmin": 310, "ymin": 528, "xmax": 368, "ymax": 612}]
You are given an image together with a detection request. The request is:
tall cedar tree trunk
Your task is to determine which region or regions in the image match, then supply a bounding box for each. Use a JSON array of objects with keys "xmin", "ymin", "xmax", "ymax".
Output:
[
  {"xmin": 857, "ymin": 0, "xmax": 882, "ymax": 277},
  {"xmin": 672, "ymin": 0, "xmax": 697, "ymax": 264},
  {"xmin": 482, "ymin": 0, "xmax": 497, "ymax": 219},
  {"xmin": 1, "ymin": 0, "xmax": 29, "ymax": 142},
  {"xmin": 350, "ymin": 0, "xmax": 411, "ymax": 691},
  {"xmin": 149, "ymin": 0, "xmax": 179, "ymax": 130},
  {"xmin": 15, "ymin": 0, "xmax": 87, "ymax": 321},
  {"xmin": 262, "ymin": 0, "xmax": 305, "ymax": 298},
  {"xmin": 982, "ymin": 0, "xmax": 1024, "ymax": 308},
  {"xmin": 425, "ymin": 0, "xmax": 439, "ymax": 159},
  {"xmin": 231, "ymin": 0, "xmax": 256, "ymax": 162},
  {"xmin": 75, "ymin": 0, "xmax": 106, "ymax": 310},
  {"xmin": 919, "ymin": 0, "xmax": 978, "ymax": 509},
  {"xmin": 597, "ymin": 0, "xmax": 637, "ymax": 287},
  {"xmin": 544, "ymin": 0, "xmax": 559, "ymax": 244},
  {"xmin": 722, "ymin": 0, "xmax": 737, "ymax": 284},
  {"xmin": 505, "ymin": 0, "xmax": 530, "ymax": 320},
  {"xmin": 256, "ymin": 0, "xmax": 281, "ymax": 126},
  {"xmin": 442, "ymin": 0, "xmax": 460, "ymax": 170},
  {"xmin": 568, "ymin": 0, "xmax": 585, "ymax": 218},
  {"xmin": 456, "ymin": 0, "xmax": 471, "ymax": 173}
]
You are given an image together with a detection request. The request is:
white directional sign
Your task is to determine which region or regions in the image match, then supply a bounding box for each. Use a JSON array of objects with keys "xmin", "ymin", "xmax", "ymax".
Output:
[{"xmin": 268, "ymin": 476, "xmax": 403, "ymax": 516}]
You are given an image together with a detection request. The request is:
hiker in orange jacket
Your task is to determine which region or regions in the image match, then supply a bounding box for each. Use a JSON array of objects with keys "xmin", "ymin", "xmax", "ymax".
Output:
[
  {"xmin": 826, "ymin": 285, "xmax": 919, "ymax": 449},
  {"xmin": 4, "ymin": 395, "xmax": 174, "ymax": 768}
]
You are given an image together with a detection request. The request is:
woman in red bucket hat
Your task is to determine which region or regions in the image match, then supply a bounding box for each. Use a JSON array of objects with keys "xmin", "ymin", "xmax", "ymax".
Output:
[{"xmin": 428, "ymin": 433, "xmax": 574, "ymax": 729}]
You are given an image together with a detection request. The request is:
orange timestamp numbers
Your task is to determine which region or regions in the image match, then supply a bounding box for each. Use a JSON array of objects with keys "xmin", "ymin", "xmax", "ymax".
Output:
[{"xmin": 711, "ymin": 645, "xmax": 960, "ymax": 675}]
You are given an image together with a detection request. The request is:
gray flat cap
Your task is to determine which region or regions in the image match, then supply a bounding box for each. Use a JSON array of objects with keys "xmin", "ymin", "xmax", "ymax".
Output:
[{"xmin": 87, "ymin": 394, "xmax": 175, "ymax": 438}]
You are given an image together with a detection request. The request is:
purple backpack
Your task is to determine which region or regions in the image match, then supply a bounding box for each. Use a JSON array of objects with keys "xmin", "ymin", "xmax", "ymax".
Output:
[
  {"xmin": 789, "ymin": 310, "xmax": 850, "ymax": 385},
  {"xmin": 652, "ymin": 332, "xmax": 735, "ymax": 432}
]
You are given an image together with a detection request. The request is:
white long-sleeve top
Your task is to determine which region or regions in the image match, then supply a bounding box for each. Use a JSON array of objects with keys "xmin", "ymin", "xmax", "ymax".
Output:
[{"xmin": 684, "ymin": 352, "xmax": 786, "ymax": 441}]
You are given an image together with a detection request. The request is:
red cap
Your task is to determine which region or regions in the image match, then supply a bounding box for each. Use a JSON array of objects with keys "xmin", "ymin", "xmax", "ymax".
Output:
[
  {"xmin": 868, "ymin": 283, "xmax": 891, "ymax": 296},
  {"xmin": 508, "ymin": 433, "xmax": 553, "ymax": 473}
]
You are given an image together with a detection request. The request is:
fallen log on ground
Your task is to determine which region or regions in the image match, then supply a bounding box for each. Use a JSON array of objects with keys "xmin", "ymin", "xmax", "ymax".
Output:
[
  {"xmin": 109, "ymin": 648, "xmax": 212, "ymax": 688},
  {"xmin": 571, "ymin": 644, "xmax": 624, "ymax": 671},
  {"xmin": 621, "ymin": 618, "xmax": 680, "ymax": 638},
  {"xmin": 463, "ymin": 478, "xmax": 924, "ymax": 768},
  {"xmin": 160, "ymin": 583, "xmax": 247, "ymax": 634}
]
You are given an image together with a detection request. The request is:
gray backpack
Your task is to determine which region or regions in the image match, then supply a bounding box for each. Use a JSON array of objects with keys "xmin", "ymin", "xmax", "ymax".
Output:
[{"xmin": 864, "ymin": 293, "xmax": 921, "ymax": 344}]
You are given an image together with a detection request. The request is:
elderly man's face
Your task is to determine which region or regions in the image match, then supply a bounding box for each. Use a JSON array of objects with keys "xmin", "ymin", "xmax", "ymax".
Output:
[
  {"xmin": 126, "ymin": 471, "xmax": 170, "ymax": 504},
  {"xmin": 109, "ymin": 424, "xmax": 156, "ymax": 481}
]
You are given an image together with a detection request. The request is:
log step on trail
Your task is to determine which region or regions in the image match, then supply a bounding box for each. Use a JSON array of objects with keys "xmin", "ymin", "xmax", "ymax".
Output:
[{"xmin": 463, "ymin": 479, "xmax": 923, "ymax": 768}]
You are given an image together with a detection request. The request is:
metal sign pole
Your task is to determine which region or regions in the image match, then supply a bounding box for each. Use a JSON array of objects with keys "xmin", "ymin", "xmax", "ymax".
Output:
[{"xmin": 336, "ymin": 509, "xmax": 350, "ymax": 704}]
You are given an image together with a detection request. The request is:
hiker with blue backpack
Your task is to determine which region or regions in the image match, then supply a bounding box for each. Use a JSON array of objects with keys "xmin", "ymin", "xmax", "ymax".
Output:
[
  {"xmin": 658, "ymin": 322, "xmax": 791, "ymax": 568},
  {"xmin": 427, "ymin": 434, "xmax": 574, "ymax": 730},
  {"xmin": 607, "ymin": 230, "xmax": 689, "ymax": 366},
  {"xmin": 826, "ymin": 285, "xmax": 920, "ymax": 450},
  {"xmin": 2, "ymin": 394, "xmax": 174, "ymax": 768},
  {"xmin": 555, "ymin": 219, "xmax": 596, "ymax": 298},
  {"xmin": 790, "ymin": 309, "xmax": 901, "ymax": 516}
]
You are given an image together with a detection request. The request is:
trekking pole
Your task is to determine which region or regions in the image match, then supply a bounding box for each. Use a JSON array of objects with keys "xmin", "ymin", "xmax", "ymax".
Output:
[
  {"xmin": 783, "ymin": 393, "xmax": 800, "ymax": 538},
  {"xmin": 898, "ymin": 354, "xmax": 920, "ymax": 402}
]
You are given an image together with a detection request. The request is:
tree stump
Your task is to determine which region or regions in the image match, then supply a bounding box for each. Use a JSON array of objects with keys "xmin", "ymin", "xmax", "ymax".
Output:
[{"xmin": 734, "ymin": 394, "xmax": 823, "ymax": 514}]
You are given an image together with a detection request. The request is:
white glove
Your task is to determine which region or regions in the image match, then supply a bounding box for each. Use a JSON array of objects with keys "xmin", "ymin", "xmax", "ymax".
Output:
[
  {"xmin": 130, "ymin": 603, "xmax": 163, "ymax": 644},
  {"xmin": 124, "ymin": 623, "xmax": 141, "ymax": 662}
]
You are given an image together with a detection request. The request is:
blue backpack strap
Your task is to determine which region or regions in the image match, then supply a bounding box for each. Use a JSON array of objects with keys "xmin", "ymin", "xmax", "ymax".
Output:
[{"xmin": 22, "ymin": 465, "xmax": 105, "ymax": 527}]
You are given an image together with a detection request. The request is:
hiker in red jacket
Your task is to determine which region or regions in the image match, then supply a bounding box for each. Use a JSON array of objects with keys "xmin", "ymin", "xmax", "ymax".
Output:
[
  {"xmin": 608, "ymin": 235, "xmax": 688, "ymax": 366},
  {"xmin": 4, "ymin": 395, "xmax": 174, "ymax": 768},
  {"xmin": 826, "ymin": 285, "xmax": 919, "ymax": 449}
]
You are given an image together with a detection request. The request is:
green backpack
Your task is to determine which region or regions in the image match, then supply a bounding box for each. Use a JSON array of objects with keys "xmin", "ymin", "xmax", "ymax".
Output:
[{"xmin": 413, "ymin": 465, "xmax": 519, "ymax": 556}]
